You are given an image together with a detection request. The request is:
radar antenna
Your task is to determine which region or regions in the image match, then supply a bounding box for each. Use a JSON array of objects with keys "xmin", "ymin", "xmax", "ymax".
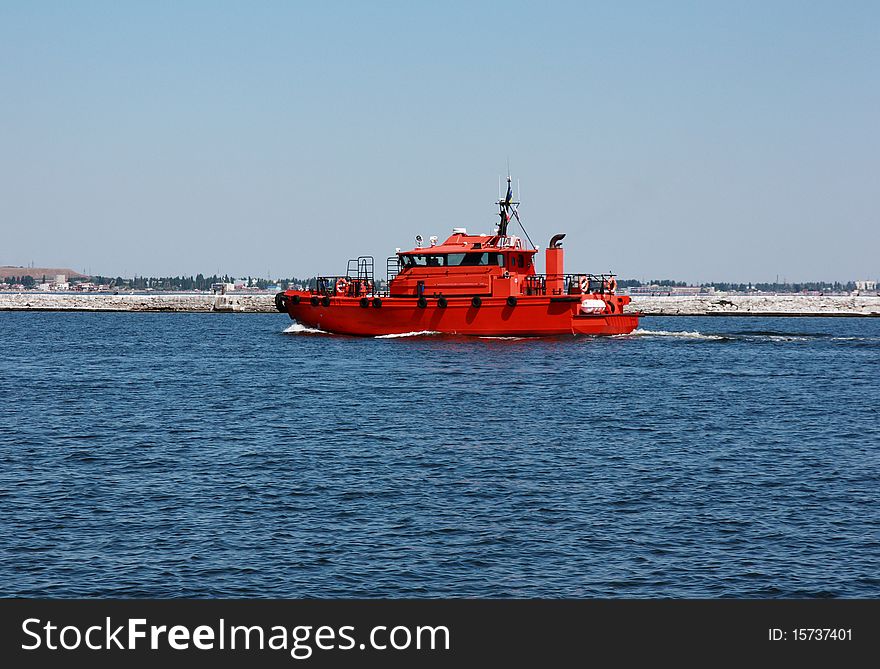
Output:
[
  {"xmin": 495, "ymin": 170, "xmax": 535, "ymax": 249},
  {"xmin": 497, "ymin": 174, "xmax": 514, "ymax": 237}
]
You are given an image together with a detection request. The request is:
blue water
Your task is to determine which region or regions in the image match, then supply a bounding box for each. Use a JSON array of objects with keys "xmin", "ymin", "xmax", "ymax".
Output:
[{"xmin": 0, "ymin": 312, "xmax": 878, "ymax": 598}]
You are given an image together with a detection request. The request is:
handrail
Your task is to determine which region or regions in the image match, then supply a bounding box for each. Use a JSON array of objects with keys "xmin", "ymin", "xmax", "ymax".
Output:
[
  {"xmin": 523, "ymin": 273, "xmax": 617, "ymax": 296},
  {"xmin": 386, "ymin": 256, "xmax": 400, "ymax": 283},
  {"xmin": 308, "ymin": 270, "xmax": 616, "ymax": 298}
]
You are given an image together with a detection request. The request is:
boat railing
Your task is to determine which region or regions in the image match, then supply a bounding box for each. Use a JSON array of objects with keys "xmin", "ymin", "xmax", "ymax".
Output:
[
  {"xmin": 346, "ymin": 256, "xmax": 375, "ymax": 286},
  {"xmin": 386, "ymin": 256, "xmax": 400, "ymax": 283},
  {"xmin": 305, "ymin": 257, "xmax": 377, "ymax": 297},
  {"xmin": 307, "ymin": 270, "xmax": 615, "ymax": 298},
  {"xmin": 523, "ymin": 273, "xmax": 617, "ymax": 296},
  {"xmin": 310, "ymin": 274, "xmax": 385, "ymax": 297}
]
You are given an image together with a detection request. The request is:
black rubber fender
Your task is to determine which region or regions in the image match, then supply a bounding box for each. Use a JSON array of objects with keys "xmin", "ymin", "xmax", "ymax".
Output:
[
  {"xmin": 417, "ymin": 296, "xmax": 428, "ymax": 308},
  {"xmin": 372, "ymin": 297, "xmax": 382, "ymax": 308},
  {"xmin": 437, "ymin": 296, "xmax": 448, "ymax": 308},
  {"xmin": 360, "ymin": 297, "xmax": 370, "ymax": 308},
  {"xmin": 290, "ymin": 294, "xmax": 301, "ymax": 305},
  {"xmin": 506, "ymin": 296, "xmax": 518, "ymax": 307},
  {"xmin": 321, "ymin": 296, "xmax": 331, "ymax": 307},
  {"xmin": 471, "ymin": 296, "xmax": 482, "ymax": 308},
  {"xmin": 274, "ymin": 293, "xmax": 287, "ymax": 312},
  {"xmin": 310, "ymin": 296, "xmax": 319, "ymax": 307}
]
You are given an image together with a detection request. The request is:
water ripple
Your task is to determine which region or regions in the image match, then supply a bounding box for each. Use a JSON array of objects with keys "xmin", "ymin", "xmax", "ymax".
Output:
[{"xmin": 0, "ymin": 313, "xmax": 878, "ymax": 598}]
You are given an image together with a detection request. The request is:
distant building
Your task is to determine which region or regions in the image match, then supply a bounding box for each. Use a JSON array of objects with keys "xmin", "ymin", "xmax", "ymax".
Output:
[{"xmin": 855, "ymin": 280, "xmax": 877, "ymax": 291}]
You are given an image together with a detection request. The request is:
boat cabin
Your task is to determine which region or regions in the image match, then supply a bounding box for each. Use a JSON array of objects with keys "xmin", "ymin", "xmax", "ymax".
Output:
[{"xmin": 388, "ymin": 230, "xmax": 536, "ymax": 298}]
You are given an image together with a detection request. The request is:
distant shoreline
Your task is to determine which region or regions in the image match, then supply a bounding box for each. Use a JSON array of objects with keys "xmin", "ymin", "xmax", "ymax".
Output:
[
  {"xmin": 630, "ymin": 294, "xmax": 880, "ymax": 317},
  {"xmin": 1, "ymin": 293, "xmax": 879, "ymax": 316}
]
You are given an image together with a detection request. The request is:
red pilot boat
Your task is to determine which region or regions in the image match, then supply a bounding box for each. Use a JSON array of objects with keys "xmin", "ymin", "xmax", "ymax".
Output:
[{"xmin": 275, "ymin": 177, "xmax": 639, "ymax": 337}]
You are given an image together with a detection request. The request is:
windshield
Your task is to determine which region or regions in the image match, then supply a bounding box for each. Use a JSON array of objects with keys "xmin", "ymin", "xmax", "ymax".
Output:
[{"xmin": 400, "ymin": 253, "xmax": 504, "ymax": 267}]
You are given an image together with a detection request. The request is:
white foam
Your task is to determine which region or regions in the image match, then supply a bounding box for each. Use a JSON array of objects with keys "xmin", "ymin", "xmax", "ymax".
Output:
[
  {"xmin": 283, "ymin": 322, "xmax": 326, "ymax": 335},
  {"xmin": 374, "ymin": 330, "xmax": 441, "ymax": 339},
  {"xmin": 478, "ymin": 336, "xmax": 527, "ymax": 340},
  {"xmin": 616, "ymin": 328, "xmax": 725, "ymax": 340}
]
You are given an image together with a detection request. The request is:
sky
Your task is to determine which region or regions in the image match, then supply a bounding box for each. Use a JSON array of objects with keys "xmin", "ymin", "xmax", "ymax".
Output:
[{"xmin": 0, "ymin": 1, "xmax": 877, "ymax": 283}]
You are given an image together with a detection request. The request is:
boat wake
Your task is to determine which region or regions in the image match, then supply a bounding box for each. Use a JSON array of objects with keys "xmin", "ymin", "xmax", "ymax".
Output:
[
  {"xmin": 374, "ymin": 330, "xmax": 441, "ymax": 339},
  {"xmin": 617, "ymin": 329, "xmax": 879, "ymax": 345},
  {"xmin": 616, "ymin": 328, "xmax": 727, "ymax": 341},
  {"xmin": 282, "ymin": 322, "xmax": 327, "ymax": 335},
  {"xmin": 747, "ymin": 333, "xmax": 880, "ymax": 344},
  {"xmin": 735, "ymin": 330, "xmax": 879, "ymax": 343}
]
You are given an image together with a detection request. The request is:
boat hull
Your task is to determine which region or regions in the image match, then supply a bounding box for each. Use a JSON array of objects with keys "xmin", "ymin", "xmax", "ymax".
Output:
[{"xmin": 283, "ymin": 293, "xmax": 639, "ymax": 337}]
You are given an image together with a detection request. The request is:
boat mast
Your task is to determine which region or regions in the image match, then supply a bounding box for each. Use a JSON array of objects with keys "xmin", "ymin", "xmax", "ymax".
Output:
[
  {"xmin": 497, "ymin": 174, "xmax": 515, "ymax": 237},
  {"xmin": 495, "ymin": 172, "xmax": 535, "ymax": 249}
]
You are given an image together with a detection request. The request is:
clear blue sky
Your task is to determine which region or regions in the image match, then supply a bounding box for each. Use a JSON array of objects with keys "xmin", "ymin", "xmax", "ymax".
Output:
[{"xmin": 1, "ymin": 1, "xmax": 877, "ymax": 282}]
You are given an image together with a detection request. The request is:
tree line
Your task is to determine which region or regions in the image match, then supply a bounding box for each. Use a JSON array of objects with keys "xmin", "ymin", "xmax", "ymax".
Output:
[
  {"xmin": 617, "ymin": 279, "xmax": 860, "ymax": 292},
  {"xmin": 91, "ymin": 275, "xmax": 315, "ymax": 291},
  {"xmin": 1, "ymin": 274, "xmax": 314, "ymax": 290},
  {"xmin": 2, "ymin": 275, "xmax": 38, "ymax": 287}
]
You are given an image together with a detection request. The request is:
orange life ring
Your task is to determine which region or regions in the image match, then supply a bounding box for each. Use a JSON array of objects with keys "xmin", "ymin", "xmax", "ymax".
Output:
[
  {"xmin": 579, "ymin": 276, "xmax": 589, "ymax": 292},
  {"xmin": 607, "ymin": 278, "xmax": 617, "ymax": 292},
  {"xmin": 335, "ymin": 278, "xmax": 348, "ymax": 295}
]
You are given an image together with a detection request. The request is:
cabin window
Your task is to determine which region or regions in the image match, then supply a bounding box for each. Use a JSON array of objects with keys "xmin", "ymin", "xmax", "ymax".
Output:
[
  {"xmin": 445, "ymin": 253, "xmax": 504, "ymax": 267},
  {"xmin": 400, "ymin": 255, "xmax": 445, "ymax": 267},
  {"xmin": 400, "ymin": 253, "xmax": 504, "ymax": 267}
]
